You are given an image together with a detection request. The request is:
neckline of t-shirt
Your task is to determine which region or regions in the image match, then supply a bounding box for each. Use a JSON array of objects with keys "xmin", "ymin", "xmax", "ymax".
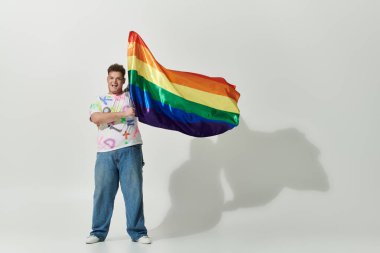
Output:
[{"xmin": 107, "ymin": 93, "xmax": 126, "ymax": 97}]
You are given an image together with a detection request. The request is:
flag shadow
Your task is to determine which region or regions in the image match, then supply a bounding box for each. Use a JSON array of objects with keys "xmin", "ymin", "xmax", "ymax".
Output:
[{"xmin": 150, "ymin": 118, "xmax": 329, "ymax": 240}]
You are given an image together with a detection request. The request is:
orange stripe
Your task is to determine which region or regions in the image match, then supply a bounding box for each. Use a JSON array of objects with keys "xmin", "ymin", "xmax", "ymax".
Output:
[
  {"xmin": 167, "ymin": 70, "xmax": 240, "ymax": 102},
  {"xmin": 128, "ymin": 40, "xmax": 240, "ymax": 102}
]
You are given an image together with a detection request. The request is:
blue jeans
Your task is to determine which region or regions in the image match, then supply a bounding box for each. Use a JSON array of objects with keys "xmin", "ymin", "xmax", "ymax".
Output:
[{"xmin": 90, "ymin": 144, "xmax": 147, "ymax": 241}]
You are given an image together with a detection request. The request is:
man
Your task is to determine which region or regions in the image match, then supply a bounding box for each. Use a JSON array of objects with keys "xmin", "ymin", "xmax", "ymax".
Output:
[{"xmin": 86, "ymin": 63, "xmax": 151, "ymax": 244}]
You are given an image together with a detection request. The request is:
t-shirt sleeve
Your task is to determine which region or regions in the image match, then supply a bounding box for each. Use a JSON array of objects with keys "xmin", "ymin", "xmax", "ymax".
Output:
[{"xmin": 89, "ymin": 100, "xmax": 102, "ymax": 121}]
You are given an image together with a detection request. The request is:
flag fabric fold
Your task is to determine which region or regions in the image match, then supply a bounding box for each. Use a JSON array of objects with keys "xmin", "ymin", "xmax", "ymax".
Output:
[{"xmin": 127, "ymin": 31, "xmax": 240, "ymax": 137}]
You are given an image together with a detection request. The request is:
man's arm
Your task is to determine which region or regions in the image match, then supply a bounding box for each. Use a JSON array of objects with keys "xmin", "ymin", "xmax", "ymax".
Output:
[{"xmin": 90, "ymin": 107, "xmax": 135, "ymax": 125}]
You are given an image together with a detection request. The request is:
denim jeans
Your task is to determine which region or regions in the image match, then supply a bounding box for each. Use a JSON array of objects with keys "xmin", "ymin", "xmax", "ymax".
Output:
[{"xmin": 90, "ymin": 144, "xmax": 147, "ymax": 241}]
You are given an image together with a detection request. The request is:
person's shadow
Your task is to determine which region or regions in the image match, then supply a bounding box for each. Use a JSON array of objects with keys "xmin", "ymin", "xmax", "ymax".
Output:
[{"xmin": 150, "ymin": 118, "xmax": 329, "ymax": 240}]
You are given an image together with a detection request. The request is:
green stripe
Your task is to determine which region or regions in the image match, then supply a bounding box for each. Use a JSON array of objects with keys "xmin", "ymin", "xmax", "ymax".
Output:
[{"xmin": 129, "ymin": 70, "xmax": 239, "ymax": 125}]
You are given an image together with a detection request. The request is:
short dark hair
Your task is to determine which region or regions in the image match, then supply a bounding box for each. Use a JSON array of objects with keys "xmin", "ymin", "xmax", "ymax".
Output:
[{"xmin": 107, "ymin": 63, "xmax": 126, "ymax": 77}]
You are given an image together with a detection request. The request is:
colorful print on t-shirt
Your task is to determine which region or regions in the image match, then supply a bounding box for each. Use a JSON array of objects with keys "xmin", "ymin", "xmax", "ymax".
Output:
[{"xmin": 89, "ymin": 92, "xmax": 142, "ymax": 152}]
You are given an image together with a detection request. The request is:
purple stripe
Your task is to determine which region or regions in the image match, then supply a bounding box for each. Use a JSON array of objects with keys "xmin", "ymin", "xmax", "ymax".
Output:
[{"xmin": 135, "ymin": 103, "xmax": 234, "ymax": 137}]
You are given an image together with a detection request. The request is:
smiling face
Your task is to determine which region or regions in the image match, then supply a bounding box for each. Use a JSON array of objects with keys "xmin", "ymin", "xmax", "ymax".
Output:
[{"xmin": 107, "ymin": 71, "xmax": 125, "ymax": 95}]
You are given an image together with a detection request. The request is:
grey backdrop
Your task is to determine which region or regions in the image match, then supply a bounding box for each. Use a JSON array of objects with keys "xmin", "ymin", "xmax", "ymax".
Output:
[{"xmin": 1, "ymin": 0, "xmax": 379, "ymax": 252}]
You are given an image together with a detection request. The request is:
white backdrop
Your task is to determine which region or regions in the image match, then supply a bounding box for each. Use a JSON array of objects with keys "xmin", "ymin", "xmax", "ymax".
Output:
[{"xmin": 1, "ymin": 0, "xmax": 379, "ymax": 252}]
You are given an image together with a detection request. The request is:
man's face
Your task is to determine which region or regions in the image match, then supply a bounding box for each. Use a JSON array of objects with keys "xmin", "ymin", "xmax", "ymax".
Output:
[{"xmin": 107, "ymin": 71, "xmax": 125, "ymax": 95}]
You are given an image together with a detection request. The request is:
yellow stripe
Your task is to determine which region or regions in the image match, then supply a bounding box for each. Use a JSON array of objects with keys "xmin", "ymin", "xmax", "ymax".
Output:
[{"xmin": 128, "ymin": 56, "xmax": 239, "ymax": 114}]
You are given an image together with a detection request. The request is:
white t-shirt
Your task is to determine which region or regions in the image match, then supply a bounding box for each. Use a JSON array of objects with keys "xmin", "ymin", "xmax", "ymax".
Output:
[{"xmin": 89, "ymin": 92, "xmax": 143, "ymax": 152}]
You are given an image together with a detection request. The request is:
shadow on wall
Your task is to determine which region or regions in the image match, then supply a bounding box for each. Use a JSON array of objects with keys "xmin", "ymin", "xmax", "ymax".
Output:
[{"xmin": 150, "ymin": 118, "xmax": 329, "ymax": 240}]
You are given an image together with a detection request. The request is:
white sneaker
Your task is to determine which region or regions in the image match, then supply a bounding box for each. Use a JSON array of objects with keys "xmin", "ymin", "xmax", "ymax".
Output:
[
  {"xmin": 135, "ymin": 235, "xmax": 151, "ymax": 244},
  {"xmin": 85, "ymin": 235, "xmax": 103, "ymax": 244}
]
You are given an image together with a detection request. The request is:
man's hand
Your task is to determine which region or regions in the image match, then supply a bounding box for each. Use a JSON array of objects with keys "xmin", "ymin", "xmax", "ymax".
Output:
[{"xmin": 123, "ymin": 106, "xmax": 135, "ymax": 117}]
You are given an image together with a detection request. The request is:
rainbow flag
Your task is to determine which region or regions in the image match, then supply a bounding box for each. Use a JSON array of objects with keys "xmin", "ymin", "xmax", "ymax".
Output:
[{"xmin": 127, "ymin": 31, "xmax": 240, "ymax": 137}]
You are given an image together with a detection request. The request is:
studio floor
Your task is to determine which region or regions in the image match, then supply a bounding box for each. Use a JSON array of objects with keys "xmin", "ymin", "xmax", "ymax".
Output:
[{"xmin": 1, "ymin": 188, "xmax": 379, "ymax": 253}]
